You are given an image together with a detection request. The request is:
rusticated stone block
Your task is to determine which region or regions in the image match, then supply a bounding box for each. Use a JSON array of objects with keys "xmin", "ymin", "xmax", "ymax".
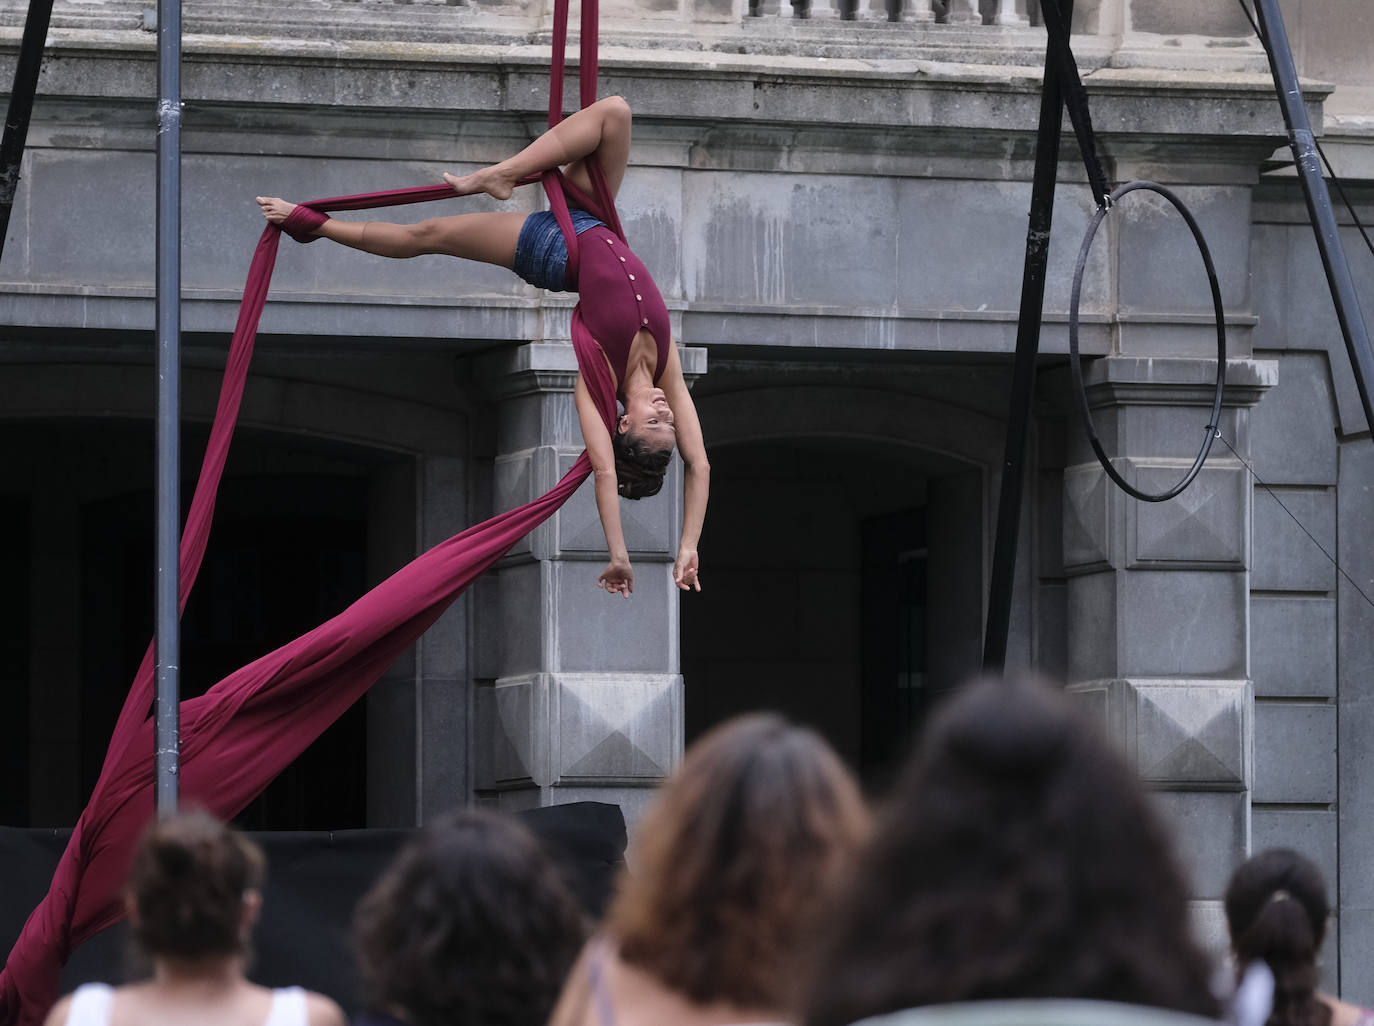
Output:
[
  {"xmin": 1251, "ymin": 596, "xmax": 1336, "ymax": 698},
  {"xmin": 1070, "ymin": 678, "xmax": 1251, "ymax": 789},
  {"xmin": 1253, "ymin": 701, "xmax": 1337, "ymax": 804},
  {"xmin": 475, "ymin": 672, "xmax": 681, "ymax": 794}
]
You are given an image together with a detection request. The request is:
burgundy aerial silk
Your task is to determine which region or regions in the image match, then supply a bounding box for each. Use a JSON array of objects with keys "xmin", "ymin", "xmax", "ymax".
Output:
[{"xmin": 0, "ymin": 0, "xmax": 620, "ymax": 1021}]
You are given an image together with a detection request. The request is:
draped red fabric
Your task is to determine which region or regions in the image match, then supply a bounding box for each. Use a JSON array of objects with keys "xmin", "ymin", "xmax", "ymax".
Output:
[{"xmin": 0, "ymin": 0, "xmax": 620, "ymax": 1020}]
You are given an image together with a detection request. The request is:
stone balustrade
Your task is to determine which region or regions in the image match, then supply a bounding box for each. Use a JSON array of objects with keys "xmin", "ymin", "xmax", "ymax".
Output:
[{"xmin": 0, "ymin": 0, "xmax": 1264, "ymax": 67}]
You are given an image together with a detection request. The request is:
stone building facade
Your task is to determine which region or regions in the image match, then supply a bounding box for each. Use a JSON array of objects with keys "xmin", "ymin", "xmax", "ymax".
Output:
[{"xmin": 2, "ymin": 0, "xmax": 1373, "ymax": 996}]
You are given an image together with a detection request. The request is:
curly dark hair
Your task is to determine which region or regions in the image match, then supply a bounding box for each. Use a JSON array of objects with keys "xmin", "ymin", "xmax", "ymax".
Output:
[
  {"xmin": 354, "ymin": 810, "xmax": 587, "ymax": 1026},
  {"xmin": 127, "ymin": 809, "xmax": 265, "ymax": 960},
  {"xmin": 606, "ymin": 713, "xmax": 869, "ymax": 1010},
  {"xmin": 801, "ymin": 676, "xmax": 1220, "ymax": 1026},
  {"xmin": 1226, "ymin": 849, "xmax": 1332, "ymax": 1026},
  {"xmin": 612, "ymin": 429, "xmax": 671, "ymax": 499}
]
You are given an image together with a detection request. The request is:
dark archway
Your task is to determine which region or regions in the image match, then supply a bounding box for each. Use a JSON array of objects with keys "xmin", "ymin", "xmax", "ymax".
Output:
[
  {"xmin": 680, "ymin": 435, "xmax": 985, "ymax": 790},
  {"xmin": 6, "ymin": 418, "xmax": 408, "ymax": 830}
]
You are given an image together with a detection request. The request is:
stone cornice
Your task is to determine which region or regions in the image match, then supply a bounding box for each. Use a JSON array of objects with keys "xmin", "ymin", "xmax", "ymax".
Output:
[
  {"xmin": 1080, "ymin": 356, "xmax": 1278, "ymax": 409},
  {"xmin": 0, "ymin": 26, "xmax": 1316, "ymax": 147},
  {"xmin": 475, "ymin": 340, "xmax": 707, "ymax": 399}
]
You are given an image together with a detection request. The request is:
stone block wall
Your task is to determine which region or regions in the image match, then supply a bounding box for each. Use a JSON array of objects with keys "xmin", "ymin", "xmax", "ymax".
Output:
[{"xmin": 1250, "ymin": 176, "xmax": 1374, "ymax": 1001}]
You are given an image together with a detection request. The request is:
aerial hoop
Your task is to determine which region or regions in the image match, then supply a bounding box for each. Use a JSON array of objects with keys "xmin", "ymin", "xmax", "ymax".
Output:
[{"xmin": 1067, "ymin": 180, "xmax": 1228, "ymax": 503}]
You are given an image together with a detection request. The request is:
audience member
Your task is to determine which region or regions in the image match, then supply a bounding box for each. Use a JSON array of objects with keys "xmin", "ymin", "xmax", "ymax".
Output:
[
  {"xmin": 43, "ymin": 810, "xmax": 343, "ymax": 1026},
  {"xmin": 352, "ymin": 809, "xmax": 587, "ymax": 1026},
  {"xmin": 801, "ymin": 676, "xmax": 1220, "ymax": 1026},
  {"xmin": 549, "ymin": 713, "xmax": 870, "ymax": 1026},
  {"xmin": 1226, "ymin": 848, "xmax": 1372, "ymax": 1026}
]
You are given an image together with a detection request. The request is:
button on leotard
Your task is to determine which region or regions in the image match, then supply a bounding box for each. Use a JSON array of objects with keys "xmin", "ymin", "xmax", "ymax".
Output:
[{"xmin": 573, "ymin": 225, "xmax": 670, "ymax": 383}]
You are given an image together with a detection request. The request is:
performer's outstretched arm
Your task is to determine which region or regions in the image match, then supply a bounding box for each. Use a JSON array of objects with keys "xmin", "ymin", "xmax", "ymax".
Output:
[
  {"xmin": 658, "ymin": 345, "xmax": 709, "ymax": 592},
  {"xmin": 576, "ymin": 375, "xmax": 634, "ymax": 598}
]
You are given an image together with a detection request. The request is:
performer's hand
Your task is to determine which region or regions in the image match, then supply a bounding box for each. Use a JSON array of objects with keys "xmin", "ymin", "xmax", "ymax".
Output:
[
  {"xmin": 673, "ymin": 548, "xmax": 701, "ymax": 592},
  {"xmin": 598, "ymin": 559, "xmax": 634, "ymax": 598}
]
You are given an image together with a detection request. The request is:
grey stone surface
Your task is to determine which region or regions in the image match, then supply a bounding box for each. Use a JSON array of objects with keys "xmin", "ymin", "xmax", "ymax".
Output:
[
  {"xmin": 1065, "ymin": 571, "xmax": 1119, "ymax": 682},
  {"xmin": 1252, "ymin": 486, "xmax": 1336, "ymax": 592},
  {"xmin": 559, "ymin": 450, "xmax": 677, "ymax": 556},
  {"xmin": 1129, "ymin": 464, "xmax": 1246, "ymax": 568},
  {"xmin": 1152, "ymin": 789, "xmax": 1249, "ymax": 901},
  {"xmin": 555, "ymin": 560, "xmax": 676, "ymax": 672},
  {"xmin": 419, "ymin": 672, "xmax": 470, "ymax": 817},
  {"xmin": 1339, "ymin": 911, "xmax": 1374, "ymax": 1008},
  {"xmin": 1253, "ymin": 701, "xmax": 1337, "ymax": 804},
  {"xmin": 1089, "ymin": 570, "xmax": 1248, "ymax": 679},
  {"xmin": 1189, "ymin": 900, "xmax": 1232, "ymax": 965},
  {"xmin": 475, "ymin": 671, "xmax": 681, "ymax": 812},
  {"xmin": 1250, "ymin": 191, "xmax": 1374, "ymax": 437},
  {"xmin": 1251, "ymin": 596, "xmax": 1336, "ymax": 698},
  {"xmin": 1251, "ymin": 805, "xmax": 1338, "ymax": 889},
  {"xmin": 1116, "ymin": 185, "xmax": 1252, "ymax": 325},
  {"xmin": 1133, "ymin": 680, "xmax": 1249, "ymax": 788},
  {"xmin": 493, "ymin": 559, "xmax": 548, "ymax": 676},
  {"xmin": 1249, "ymin": 350, "xmax": 1339, "ymax": 486},
  {"xmin": 1338, "ymin": 442, "xmax": 1374, "ymax": 919},
  {"xmin": 1062, "ymin": 464, "xmax": 1112, "ymax": 572},
  {"xmin": 367, "ymin": 677, "xmax": 419, "ymax": 826},
  {"xmin": 552, "ymin": 673, "xmax": 682, "ymax": 783},
  {"xmin": 1065, "ymin": 357, "xmax": 1275, "ymax": 467}
]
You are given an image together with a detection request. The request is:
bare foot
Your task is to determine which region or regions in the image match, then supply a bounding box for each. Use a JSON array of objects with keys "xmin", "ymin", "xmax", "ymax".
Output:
[
  {"xmin": 442, "ymin": 166, "xmax": 517, "ymax": 202},
  {"xmin": 256, "ymin": 196, "xmax": 296, "ymax": 225}
]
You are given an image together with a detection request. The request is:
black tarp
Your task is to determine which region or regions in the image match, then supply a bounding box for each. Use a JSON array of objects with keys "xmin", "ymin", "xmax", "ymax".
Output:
[{"xmin": 0, "ymin": 802, "xmax": 626, "ymax": 1012}]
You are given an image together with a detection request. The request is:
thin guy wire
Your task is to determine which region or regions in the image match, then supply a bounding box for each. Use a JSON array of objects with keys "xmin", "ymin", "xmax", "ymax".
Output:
[
  {"xmin": 1236, "ymin": 0, "xmax": 1374, "ymax": 264},
  {"xmin": 1217, "ymin": 430, "xmax": 1374, "ymax": 611}
]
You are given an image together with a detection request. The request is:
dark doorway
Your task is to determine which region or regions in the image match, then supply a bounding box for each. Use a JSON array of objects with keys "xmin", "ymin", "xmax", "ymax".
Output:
[
  {"xmin": 0, "ymin": 497, "xmax": 31, "ymax": 826},
  {"xmin": 80, "ymin": 474, "xmax": 370, "ymax": 830},
  {"xmin": 859, "ymin": 507, "xmax": 928, "ymax": 789},
  {"xmin": 681, "ymin": 434, "xmax": 986, "ymax": 790}
]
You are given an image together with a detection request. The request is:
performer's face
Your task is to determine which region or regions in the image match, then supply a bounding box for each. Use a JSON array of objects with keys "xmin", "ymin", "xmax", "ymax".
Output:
[{"xmin": 621, "ymin": 387, "xmax": 676, "ymax": 451}]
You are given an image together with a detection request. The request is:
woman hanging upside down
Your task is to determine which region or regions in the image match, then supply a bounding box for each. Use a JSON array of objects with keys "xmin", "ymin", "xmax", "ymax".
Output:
[{"xmin": 257, "ymin": 96, "xmax": 707, "ymax": 598}]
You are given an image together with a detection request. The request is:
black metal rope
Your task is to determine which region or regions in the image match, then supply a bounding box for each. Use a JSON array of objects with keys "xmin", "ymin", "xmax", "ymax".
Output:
[
  {"xmin": 1067, "ymin": 181, "xmax": 1228, "ymax": 502},
  {"xmin": 1038, "ymin": 0, "xmax": 1110, "ymax": 209},
  {"xmin": 1236, "ymin": 0, "xmax": 1374, "ymax": 264}
]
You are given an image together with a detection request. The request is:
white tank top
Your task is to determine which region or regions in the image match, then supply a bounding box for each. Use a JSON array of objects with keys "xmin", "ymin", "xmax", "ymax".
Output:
[{"xmin": 65, "ymin": 982, "xmax": 310, "ymax": 1026}]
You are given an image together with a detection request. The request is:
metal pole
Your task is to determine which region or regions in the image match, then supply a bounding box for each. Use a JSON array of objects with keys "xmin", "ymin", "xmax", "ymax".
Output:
[
  {"xmin": 0, "ymin": 0, "xmax": 56, "ymax": 262},
  {"xmin": 154, "ymin": 0, "xmax": 182, "ymax": 818},
  {"xmin": 982, "ymin": 0, "xmax": 1073, "ymax": 673},
  {"xmin": 1252, "ymin": 0, "xmax": 1374, "ymax": 436}
]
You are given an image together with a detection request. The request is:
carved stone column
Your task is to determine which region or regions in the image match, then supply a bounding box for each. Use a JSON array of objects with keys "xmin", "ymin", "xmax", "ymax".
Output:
[
  {"xmin": 944, "ymin": 0, "xmax": 982, "ymax": 24},
  {"xmin": 990, "ymin": 0, "xmax": 1027, "ymax": 26},
  {"xmin": 899, "ymin": 0, "xmax": 936, "ymax": 21},
  {"xmin": 472, "ymin": 335, "xmax": 706, "ymax": 829},
  {"xmin": 1063, "ymin": 356, "xmax": 1276, "ymax": 944}
]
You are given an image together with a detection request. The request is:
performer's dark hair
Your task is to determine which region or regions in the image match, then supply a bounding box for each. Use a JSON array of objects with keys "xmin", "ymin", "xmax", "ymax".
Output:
[
  {"xmin": 1226, "ymin": 848, "xmax": 1332, "ymax": 1026},
  {"xmin": 355, "ymin": 810, "xmax": 586, "ymax": 1026},
  {"xmin": 801, "ymin": 676, "xmax": 1220, "ymax": 1026},
  {"xmin": 127, "ymin": 809, "xmax": 265, "ymax": 960},
  {"xmin": 607, "ymin": 713, "xmax": 869, "ymax": 1010},
  {"xmin": 612, "ymin": 429, "xmax": 671, "ymax": 499}
]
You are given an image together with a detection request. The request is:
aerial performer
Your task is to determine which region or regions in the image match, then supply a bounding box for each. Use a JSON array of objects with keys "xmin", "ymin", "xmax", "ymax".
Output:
[
  {"xmin": 257, "ymin": 95, "xmax": 709, "ymax": 597},
  {"xmin": 2, "ymin": 20, "xmax": 704, "ymax": 1024}
]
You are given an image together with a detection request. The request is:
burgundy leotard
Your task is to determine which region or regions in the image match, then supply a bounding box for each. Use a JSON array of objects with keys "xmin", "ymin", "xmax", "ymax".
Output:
[{"xmin": 573, "ymin": 226, "xmax": 671, "ymax": 400}]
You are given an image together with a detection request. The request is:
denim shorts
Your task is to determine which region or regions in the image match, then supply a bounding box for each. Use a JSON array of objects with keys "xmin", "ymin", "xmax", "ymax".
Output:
[{"xmin": 513, "ymin": 208, "xmax": 607, "ymax": 292}]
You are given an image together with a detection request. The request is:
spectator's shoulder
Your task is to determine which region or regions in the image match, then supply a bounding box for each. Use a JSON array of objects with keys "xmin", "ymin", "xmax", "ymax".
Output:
[
  {"xmin": 303, "ymin": 990, "xmax": 346, "ymax": 1026},
  {"xmin": 42, "ymin": 993, "xmax": 75, "ymax": 1026}
]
